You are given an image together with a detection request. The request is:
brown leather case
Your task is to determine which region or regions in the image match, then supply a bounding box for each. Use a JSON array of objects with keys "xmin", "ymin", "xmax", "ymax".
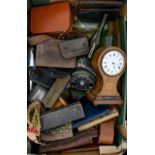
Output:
[
  {"xmin": 61, "ymin": 144, "xmax": 99, "ymax": 153},
  {"xmin": 39, "ymin": 127, "xmax": 98, "ymax": 153},
  {"xmin": 30, "ymin": 2, "xmax": 72, "ymax": 34},
  {"xmin": 36, "ymin": 38, "xmax": 76, "ymax": 68},
  {"xmin": 98, "ymin": 119, "xmax": 115, "ymax": 145}
]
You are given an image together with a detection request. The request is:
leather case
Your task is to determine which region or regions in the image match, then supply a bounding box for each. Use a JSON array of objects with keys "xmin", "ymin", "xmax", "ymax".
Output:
[
  {"xmin": 98, "ymin": 119, "xmax": 115, "ymax": 144},
  {"xmin": 77, "ymin": 9, "xmax": 120, "ymax": 22},
  {"xmin": 43, "ymin": 76, "xmax": 70, "ymax": 108},
  {"xmin": 61, "ymin": 144, "xmax": 99, "ymax": 153},
  {"xmin": 30, "ymin": 67, "xmax": 72, "ymax": 88},
  {"xmin": 28, "ymin": 85, "xmax": 48, "ymax": 103},
  {"xmin": 41, "ymin": 123, "xmax": 73, "ymax": 142},
  {"xmin": 72, "ymin": 99, "xmax": 110, "ymax": 128},
  {"xmin": 36, "ymin": 38, "xmax": 76, "ymax": 68},
  {"xmin": 31, "ymin": 0, "xmax": 75, "ymax": 6},
  {"xmin": 75, "ymin": 0, "xmax": 123, "ymax": 22},
  {"xmin": 39, "ymin": 127, "xmax": 98, "ymax": 153},
  {"xmin": 40, "ymin": 102, "xmax": 85, "ymax": 131},
  {"xmin": 76, "ymin": 0, "xmax": 123, "ymax": 9},
  {"xmin": 30, "ymin": 2, "xmax": 72, "ymax": 34},
  {"xmin": 59, "ymin": 37, "xmax": 89, "ymax": 59}
]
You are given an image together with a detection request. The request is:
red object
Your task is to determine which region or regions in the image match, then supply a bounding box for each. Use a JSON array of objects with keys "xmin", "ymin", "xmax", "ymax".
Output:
[{"xmin": 30, "ymin": 2, "xmax": 72, "ymax": 34}]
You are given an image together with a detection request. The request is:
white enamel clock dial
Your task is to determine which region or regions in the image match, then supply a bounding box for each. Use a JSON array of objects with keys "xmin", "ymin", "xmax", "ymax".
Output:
[{"xmin": 102, "ymin": 50, "xmax": 125, "ymax": 76}]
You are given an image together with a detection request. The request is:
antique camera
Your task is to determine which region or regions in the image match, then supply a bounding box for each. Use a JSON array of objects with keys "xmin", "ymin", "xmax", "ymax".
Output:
[{"xmin": 69, "ymin": 57, "xmax": 96, "ymax": 91}]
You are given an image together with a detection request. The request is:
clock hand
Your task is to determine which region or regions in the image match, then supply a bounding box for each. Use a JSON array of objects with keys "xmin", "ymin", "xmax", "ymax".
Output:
[{"xmin": 113, "ymin": 64, "xmax": 117, "ymax": 72}]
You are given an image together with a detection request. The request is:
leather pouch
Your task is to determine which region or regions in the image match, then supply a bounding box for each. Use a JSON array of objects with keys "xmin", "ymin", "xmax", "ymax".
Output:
[
  {"xmin": 30, "ymin": 2, "xmax": 72, "ymax": 34},
  {"xmin": 39, "ymin": 127, "xmax": 98, "ymax": 153},
  {"xmin": 98, "ymin": 119, "xmax": 115, "ymax": 145},
  {"xmin": 59, "ymin": 37, "xmax": 89, "ymax": 59},
  {"xmin": 28, "ymin": 85, "xmax": 48, "ymax": 103},
  {"xmin": 30, "ymin": 67, "xmax": 72, "ymax": 88},
  {"xmin": 40, "ymin": 101, "xmax": 85, "ymax": 131},
  {"xmin": 36, "ymin": 38, "xmax": 76, "ymax": 68},
  {"xmin": 41, "ymin": 123, "xmax": 73, "ymax": 142}
]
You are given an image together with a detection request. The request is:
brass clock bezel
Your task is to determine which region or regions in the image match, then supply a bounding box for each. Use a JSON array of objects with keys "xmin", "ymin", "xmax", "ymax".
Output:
[{"xmin": 99, "ymin": 47, "xmax": 126, "ymax": 77}]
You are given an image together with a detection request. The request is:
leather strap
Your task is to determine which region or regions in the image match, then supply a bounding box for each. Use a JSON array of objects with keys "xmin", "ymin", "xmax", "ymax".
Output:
[
  {"xmin": 61, "ymin": 144, "xmax": 99, "ymax": 153},
  {"xmin": 78, "ymin": 108, "xmax": 118, "ymax": 131},
  {"xmin": 98, "ymin": 119, "xmax": 115, "ymax": 145},
  {"xmin": 27, "ymin": 34, "xmax": 52, "ymax": 45},
  {"xmin": 58, "ymin": 30, "xmax": 86, "ymax": 40}
]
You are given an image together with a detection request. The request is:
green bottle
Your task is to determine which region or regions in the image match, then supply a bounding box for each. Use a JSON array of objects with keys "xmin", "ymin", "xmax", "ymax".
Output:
[
  {"xmin": 88, "ymin": 14, "xmax": 108, "ymax": 59},
  {"xmin": 101, "ymin": 33, "xmax": 116, "ymax": 47}
]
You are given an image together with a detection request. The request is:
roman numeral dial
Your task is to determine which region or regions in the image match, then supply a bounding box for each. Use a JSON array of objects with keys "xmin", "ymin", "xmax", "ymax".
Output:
[{"xmin": 102, "ymin": 50, "xmax": 125, "ymax": 76}]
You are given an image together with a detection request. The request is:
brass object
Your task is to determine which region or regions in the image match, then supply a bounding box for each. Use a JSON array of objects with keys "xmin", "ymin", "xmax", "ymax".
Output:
[{"xmin": 53, "ymin": 97, "xmax": 68, "ymax": 109}]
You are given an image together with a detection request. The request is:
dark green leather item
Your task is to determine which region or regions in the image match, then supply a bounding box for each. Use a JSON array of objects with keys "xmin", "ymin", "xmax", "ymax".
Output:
[
  {"xmin": 117, "ymin": 15, "xmax": 127, "ymax": 127},
  {"xmin": 68, "ymin": 88, "xmax": 86, "ymax": 102},
  {"xmin": 115, "ymin": 14, "xmax": 127, "ymax": 149},
  {"xmin": 27, "ymin": 0, "xmax": 32, "ymax": 11},
  {"xmin": 30, "ymin": 0, "xmax": 49, "ymax": 6}
]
